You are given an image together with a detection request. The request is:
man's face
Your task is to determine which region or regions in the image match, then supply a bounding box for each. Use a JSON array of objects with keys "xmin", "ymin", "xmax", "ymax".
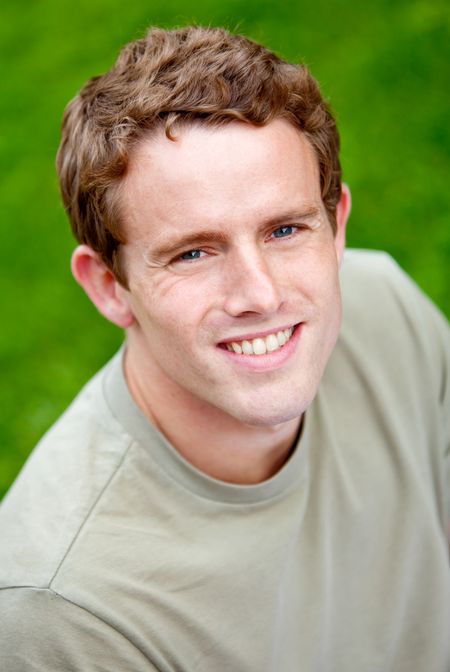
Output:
[{"xmin": 119, "ymin": 119, "xmax": 346, "ymax": 427}]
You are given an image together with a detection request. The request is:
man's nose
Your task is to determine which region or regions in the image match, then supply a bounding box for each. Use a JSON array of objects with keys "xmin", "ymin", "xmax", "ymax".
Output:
[{"xmin": 222, "ymin": 249, "xmax": 283, "ymax": 317}]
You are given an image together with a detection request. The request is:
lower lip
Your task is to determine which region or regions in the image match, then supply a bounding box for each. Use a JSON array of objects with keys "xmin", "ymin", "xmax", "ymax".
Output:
[{"xmin": 218, "ymin": 324, "xmax": 302, "ymax": 372}]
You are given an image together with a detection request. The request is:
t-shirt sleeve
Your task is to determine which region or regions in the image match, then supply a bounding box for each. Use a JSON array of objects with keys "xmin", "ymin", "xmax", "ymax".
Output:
[
  {"xmin": 342, "ymin": 250, "xmax": 450, "ymax": 529},
  {"xmin": 0, "ymin": 586, "xmax": 160, "ymax": 671},
  {"xmin": 390, "ymin": 259, "xmax": 450, "ymax": 444},
  {"xmin": 381, "ymin": 253, "xmax": 450, "ymax": 524}
]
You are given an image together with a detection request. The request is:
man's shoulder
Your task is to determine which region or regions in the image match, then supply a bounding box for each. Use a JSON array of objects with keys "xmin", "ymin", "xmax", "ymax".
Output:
[
  {"xmin": 340, "ymin": 248, "xmax": 449, "ymax": 350},
  {"xmin": 341, "ymin": 248, "xmax": 418, "ymax": 303},
  {"xmin": 324, "ymin": 249, "xmax": 450, "ymax": 516},
  {"xmin": 0, "ymin": 352, "xmax": 133, "ymax": 590},
  {"xmin": 332, "ymin": 249, "xmax": 449, "ymax": 450}
]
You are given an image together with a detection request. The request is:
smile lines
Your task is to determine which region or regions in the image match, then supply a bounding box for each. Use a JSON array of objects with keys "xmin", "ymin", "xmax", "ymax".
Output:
[{"xmin": 223, "ymin": 326, "xmax": 295, "ymax": 356}]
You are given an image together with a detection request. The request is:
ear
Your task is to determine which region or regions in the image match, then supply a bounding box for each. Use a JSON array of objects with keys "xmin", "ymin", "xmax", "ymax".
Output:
[
  {"xmin": 71, "ymin": 245, "xmax": 135, "ymax": 328},
  {"xmin": 334, "ymin": 183, "xmax": 352, "ymax": 266}
]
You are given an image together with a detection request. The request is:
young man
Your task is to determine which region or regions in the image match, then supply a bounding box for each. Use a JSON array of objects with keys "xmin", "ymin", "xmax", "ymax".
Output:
[{"xmin": 1, "ymin": 26, "xmax": 449, "ymax": 671}]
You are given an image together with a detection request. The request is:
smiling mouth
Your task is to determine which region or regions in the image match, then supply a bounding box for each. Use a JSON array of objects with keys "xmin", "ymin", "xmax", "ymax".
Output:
[{"xmin": 221, "ymin": 326, "xmax": 296, "ymax": 356}]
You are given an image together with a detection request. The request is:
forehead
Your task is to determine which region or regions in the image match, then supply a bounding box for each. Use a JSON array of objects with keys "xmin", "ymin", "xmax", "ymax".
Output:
[{"xmin": 119, "ymin": 119, "xmax": 322, "ymax": 241}]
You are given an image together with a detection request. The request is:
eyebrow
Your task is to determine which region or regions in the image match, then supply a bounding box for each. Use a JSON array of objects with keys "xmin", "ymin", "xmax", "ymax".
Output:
[{"xmin": 145, "ymin": 206, "xmax": 321, "ymax": 260}]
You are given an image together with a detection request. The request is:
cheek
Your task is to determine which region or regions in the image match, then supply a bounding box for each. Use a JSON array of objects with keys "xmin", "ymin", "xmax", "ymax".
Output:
[
  {"xmin": 130, "ymin": 279, "xmax": 214, "ymax": 343},
  {"xmin": 287, "ymin": 248, "xmax": 341, "ymax": 307}
]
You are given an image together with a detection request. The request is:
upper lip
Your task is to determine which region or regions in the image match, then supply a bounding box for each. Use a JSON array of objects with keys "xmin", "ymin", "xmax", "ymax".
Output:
[{"xmin": 219, "ymin": 323, "xmax": 299, "ymax": 344}]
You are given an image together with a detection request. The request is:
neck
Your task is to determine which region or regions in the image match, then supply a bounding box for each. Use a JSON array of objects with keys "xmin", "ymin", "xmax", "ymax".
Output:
[{"xmin": 124, "ymin": 346, "xmax": 301, "ymax": 485}]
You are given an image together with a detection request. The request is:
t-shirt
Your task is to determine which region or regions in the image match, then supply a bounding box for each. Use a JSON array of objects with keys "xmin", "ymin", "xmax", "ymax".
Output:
[{"xmin": 0, "ymin": 250, "xmax": 449, "ymax": 671}]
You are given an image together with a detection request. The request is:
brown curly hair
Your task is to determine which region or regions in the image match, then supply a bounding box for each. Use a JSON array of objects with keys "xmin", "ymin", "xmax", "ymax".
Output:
[{"xmin": 57, "ymin": 26, "xmax": 342, "ymax": 286}]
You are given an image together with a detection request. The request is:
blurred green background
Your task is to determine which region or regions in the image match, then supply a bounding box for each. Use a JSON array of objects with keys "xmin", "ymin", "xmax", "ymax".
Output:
[{"xmin": 0, "ymin": 0, "xmax": 449, "ymax": 498}]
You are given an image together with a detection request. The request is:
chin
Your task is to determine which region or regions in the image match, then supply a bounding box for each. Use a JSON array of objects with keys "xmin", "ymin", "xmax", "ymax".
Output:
[
  {"xmin": 224, "ymin": 394, "xmax": 314, "ymax": 428},
  {"xmin": 222, "ymin": 372, "xmax": 322, "ymax": 427}
]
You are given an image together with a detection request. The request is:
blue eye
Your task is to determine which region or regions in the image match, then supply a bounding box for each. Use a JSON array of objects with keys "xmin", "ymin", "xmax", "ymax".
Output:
[
  {"xmin": 273, "ymin": 225, "xmax": 296, "ymax": 238},
  {"xmin": 179, "ymin": 249, "xmax": 203, "ymax": 261}
]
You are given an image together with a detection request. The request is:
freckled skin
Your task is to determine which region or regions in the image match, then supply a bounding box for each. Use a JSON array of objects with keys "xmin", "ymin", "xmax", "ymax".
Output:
[{"xmin": 120, "ymin": 120, "xmax": 348, "ymax": 430}]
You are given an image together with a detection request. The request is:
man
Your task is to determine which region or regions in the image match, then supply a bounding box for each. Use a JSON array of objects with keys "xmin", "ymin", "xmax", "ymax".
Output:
[{"xmin": 0, "ymin": 26, "xmax": 449, "ymax": 671}]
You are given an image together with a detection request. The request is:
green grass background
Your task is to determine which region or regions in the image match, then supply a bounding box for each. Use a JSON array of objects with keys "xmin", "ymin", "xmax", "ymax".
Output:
[{"xmin": 1, "ymin": 0, "xmax": 449, "ymax": 498}]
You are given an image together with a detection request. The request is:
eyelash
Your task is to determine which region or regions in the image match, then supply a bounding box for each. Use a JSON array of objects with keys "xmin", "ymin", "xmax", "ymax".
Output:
[{"xmin": 173, "ymin": 225, "xmax": 302, "ymax": 264}]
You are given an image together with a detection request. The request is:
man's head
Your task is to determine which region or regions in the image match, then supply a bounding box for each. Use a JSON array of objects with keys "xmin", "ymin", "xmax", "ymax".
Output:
[
  {"xmin": 57, "ymin": 26, "xmax": 342, "ymax": 287},
  {"xmin": 59, "ymin": 26, "xmax": 351, "ymax": 428}
]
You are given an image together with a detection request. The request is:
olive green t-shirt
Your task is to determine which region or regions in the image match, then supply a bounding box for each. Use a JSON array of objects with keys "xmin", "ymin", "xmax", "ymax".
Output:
[{"xmin": 1, "ymin": 250, "xmax": 449, "ymax": 671}]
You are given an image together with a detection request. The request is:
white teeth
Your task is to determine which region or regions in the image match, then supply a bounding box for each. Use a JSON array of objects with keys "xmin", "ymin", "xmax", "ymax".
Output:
[
  {"xmin": 252, "ymin": 338, "xmax": 267, "ymax": 355},
  {"xmin": 277, "ymin": 330, "xmax": 286, "ymax": 346},
  {"xmin": 266, "ymin": 334, "xmax": 279, "ymax": 352},
  {"xmin": 224, "ymin": 326, "xmax": 295, "ymax": 356}
]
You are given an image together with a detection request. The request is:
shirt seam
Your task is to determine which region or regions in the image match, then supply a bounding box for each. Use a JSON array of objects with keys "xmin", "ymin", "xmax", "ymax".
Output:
[
  {"xmin": 0, "ymin": 585, "xmax": 157, "ymax": 668},
  {"xmin": 46, "ymin": 437, "xmax": 135, "ymax": 588}
]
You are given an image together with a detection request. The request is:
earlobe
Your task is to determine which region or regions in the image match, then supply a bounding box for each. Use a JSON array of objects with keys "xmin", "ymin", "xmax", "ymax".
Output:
[
  {"xmin": 71, "ymin": 245, "xmax": 135, "ymax": 328},
  {"xmin": 334, "ymin": 183, "xmax": 352, "ymax": 265}
]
